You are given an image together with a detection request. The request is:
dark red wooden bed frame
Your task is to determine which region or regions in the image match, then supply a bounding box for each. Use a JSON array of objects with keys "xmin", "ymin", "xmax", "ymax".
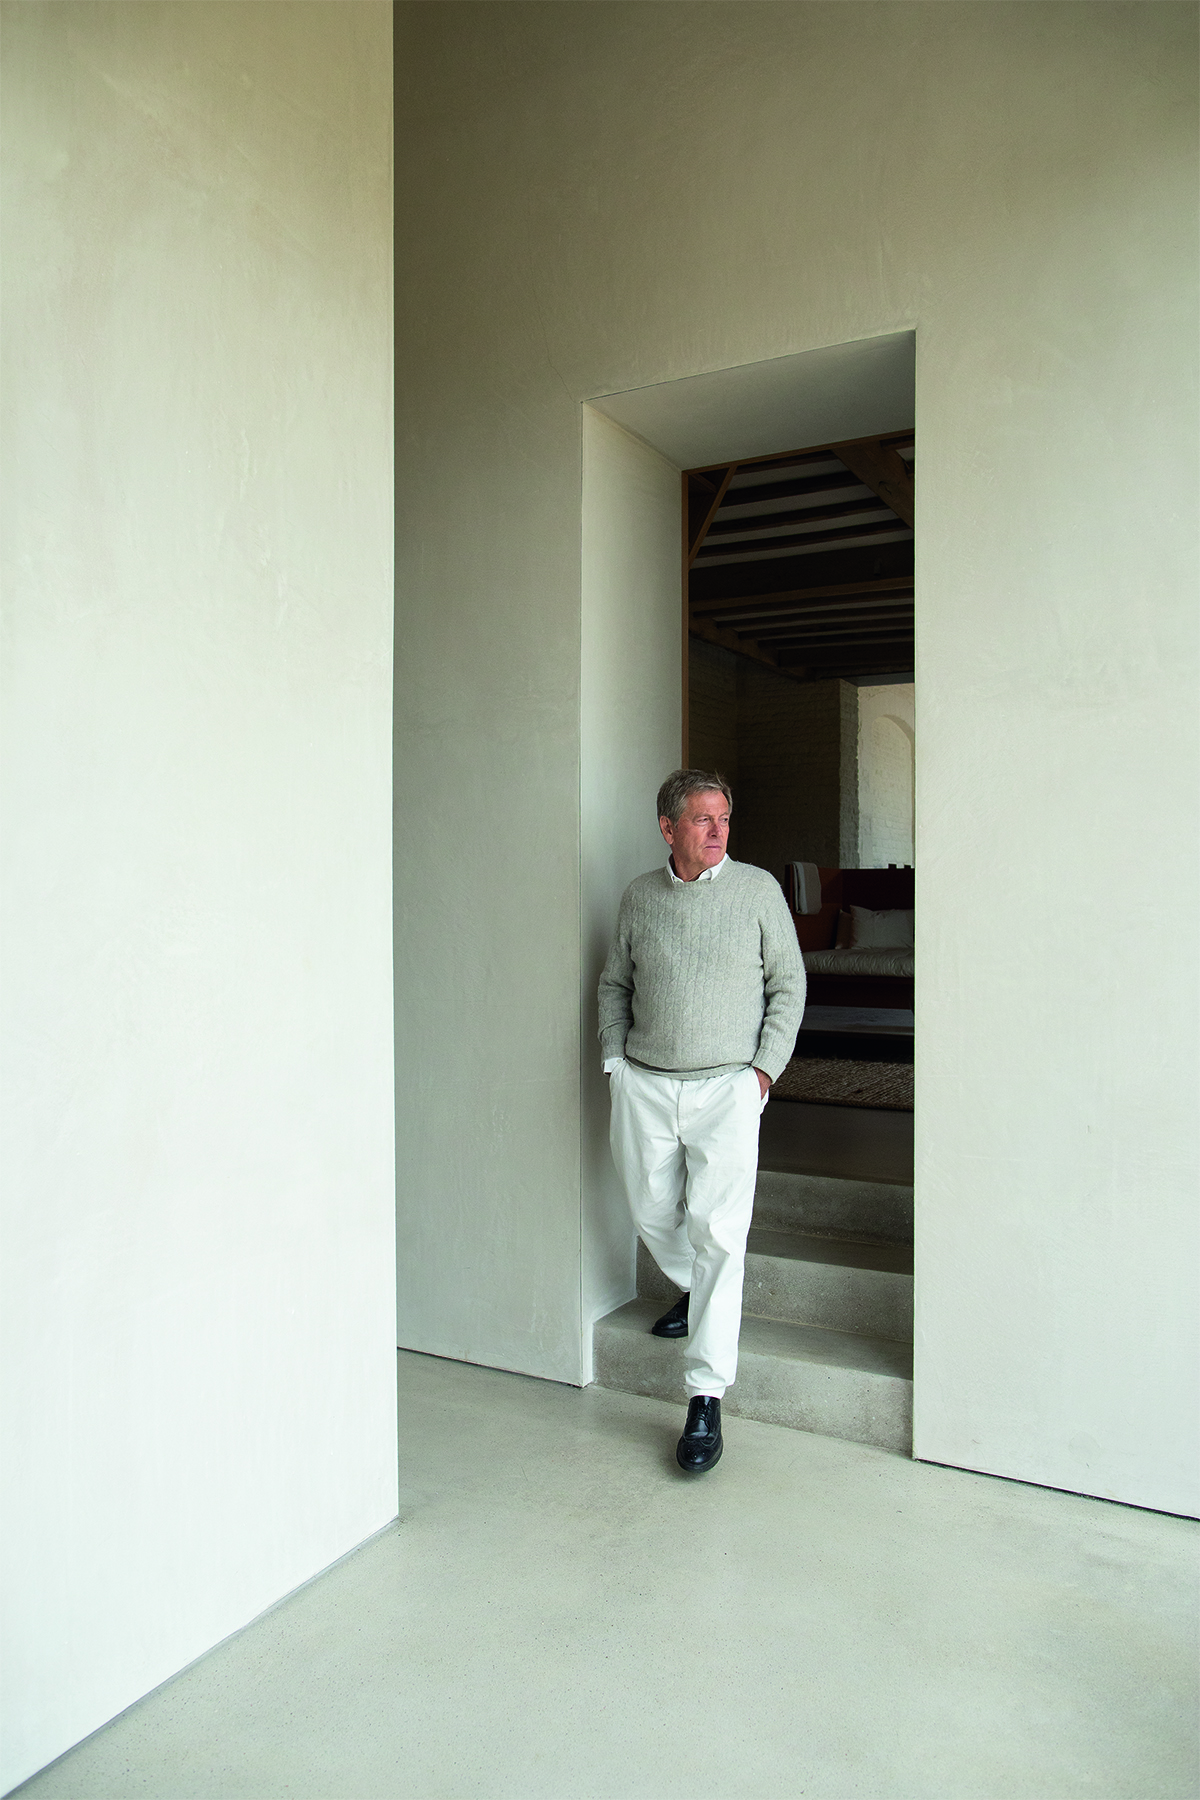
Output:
[{"xmin": 786, "ymin": 865, "xmax": 914, "ymax": 1010}]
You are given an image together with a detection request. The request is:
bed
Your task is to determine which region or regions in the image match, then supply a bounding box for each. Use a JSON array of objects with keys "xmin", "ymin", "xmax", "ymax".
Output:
[{"xmin": 783, "ymin": 864, "xmax": 914, "ymax": 1009}]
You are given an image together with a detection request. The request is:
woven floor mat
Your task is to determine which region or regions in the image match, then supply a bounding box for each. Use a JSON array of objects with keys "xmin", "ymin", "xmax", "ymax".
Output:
[{"xmin": 771, "ymin": 1056, "xmax": 914, "ymax": 1112}]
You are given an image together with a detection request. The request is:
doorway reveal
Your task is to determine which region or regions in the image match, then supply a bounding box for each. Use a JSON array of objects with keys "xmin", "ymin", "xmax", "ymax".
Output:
[{"xmin": 584, "ymin": 334, "xmax": 917, "ymax": 1449}]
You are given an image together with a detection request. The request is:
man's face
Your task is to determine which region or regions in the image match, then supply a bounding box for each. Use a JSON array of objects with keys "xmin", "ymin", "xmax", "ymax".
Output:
[{"xmin": 659, "ymin": 789, "xmax": 731, "ymax": 879}]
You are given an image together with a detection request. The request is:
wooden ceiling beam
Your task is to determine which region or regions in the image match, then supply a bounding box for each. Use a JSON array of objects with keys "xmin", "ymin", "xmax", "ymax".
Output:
[
  {"xmin": 710, "ymin": 606, "xmax": 912, "ymax": 636},
  {"xmin": 775, "ymin": 643, "xmax": 914, "ymax": 667},
  {"xmin": 688, "ymin": 613, "xmax": 810, "ymax": 684},
  {"xmin": 706, "ymin": 496, "xmax": 891, "ymax": 539},
  {"xmin": 694, "ymin": 517, "xmax": 911, "ymax": 562},
  {"xmin": 764, "ymin": 635, "xmax": 915, "ymax": 655},
  {"xmin": 730, "ymin": 626, "xmax": 915, "ymax": 646},
  {"xmin": 703, "ymin": 595, "xmax": 913, "ymax": 623},
  {"xmin": 778, "ymin": 669, "xmax": 913, "ymax": 682},
  {"xmin": 690, "ymin": 542, "xmax": 914, "ymax": 606},
  {"xmin": 687, "ymin": 464, "xmax": 737, "ymax": 568},
  {"xmin": 718, "ymin": 469, "xmax": 863, "ymax": 509},
  {"xmin": 833, "ymin": 439, "xmax": 914, "ymax": 528},
  {"xmin": 690, "ymin": 576, "xmax": 912, "ymax": 617},
  {"xmin": 749, "ymin": 614, "xmax": 913, "ymax": 643}
]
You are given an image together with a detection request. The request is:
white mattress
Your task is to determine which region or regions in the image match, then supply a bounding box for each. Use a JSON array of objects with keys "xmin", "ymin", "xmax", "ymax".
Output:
[{"xmin": 803, "ymin": 947, "xmax": 914, "ymax": 978}]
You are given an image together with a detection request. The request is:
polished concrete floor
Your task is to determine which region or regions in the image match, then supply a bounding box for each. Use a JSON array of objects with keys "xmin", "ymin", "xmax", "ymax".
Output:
[{"xmin": 20, "ymin": 1353, "xmax": 1198, "ymax": 1800}]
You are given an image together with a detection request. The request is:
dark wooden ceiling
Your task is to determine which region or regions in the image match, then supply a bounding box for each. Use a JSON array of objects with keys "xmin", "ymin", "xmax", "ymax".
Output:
[{"xmin": 686, "ymin": 430, "xmax": 914, "ymax": 684}]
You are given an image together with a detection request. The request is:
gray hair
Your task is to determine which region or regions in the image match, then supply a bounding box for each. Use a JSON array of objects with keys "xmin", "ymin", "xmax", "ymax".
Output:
[{"xmin": 656, "ymin": 768, "xmax": 733, "ymax": 825}]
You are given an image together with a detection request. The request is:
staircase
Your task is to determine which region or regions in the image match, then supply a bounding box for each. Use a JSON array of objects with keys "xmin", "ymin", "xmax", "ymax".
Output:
[{"xmin": 592, "ymin": 1166, "xmax": 914, "ymax": 1454}]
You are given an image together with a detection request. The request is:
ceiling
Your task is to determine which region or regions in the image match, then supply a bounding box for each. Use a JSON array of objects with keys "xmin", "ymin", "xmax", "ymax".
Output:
[
  {"xmin": 686, "ymin": 430, "xmax": 914, "ymax": 685},
  {"xmin": 588, "ymin": 332, "xmax": 914, "ymax": 471}
]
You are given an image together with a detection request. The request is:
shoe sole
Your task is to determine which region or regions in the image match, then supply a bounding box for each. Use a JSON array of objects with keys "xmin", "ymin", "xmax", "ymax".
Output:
[
  {"xmin": 650, "ymin": 1323, "xmax": 689, "ymax": 1338},
  {"xmin": 676, "ymin": 1438, "xmax": 723, "ymax": 1474}
]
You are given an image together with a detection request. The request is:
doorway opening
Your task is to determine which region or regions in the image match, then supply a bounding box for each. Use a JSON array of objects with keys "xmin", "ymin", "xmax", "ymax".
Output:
[
  {"xmin": 683, "ymin": 429, "xmax": 915, "ymax": 1189},
  {"xmin": 583, "ymin": 335, "xmax": 916, "ymax": 1450}
]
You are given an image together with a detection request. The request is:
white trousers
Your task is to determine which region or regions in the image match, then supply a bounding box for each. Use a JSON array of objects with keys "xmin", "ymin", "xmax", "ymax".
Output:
[{"xmin": 608, "ymin": 1060, "xmax": 764, "ymax": 1399}]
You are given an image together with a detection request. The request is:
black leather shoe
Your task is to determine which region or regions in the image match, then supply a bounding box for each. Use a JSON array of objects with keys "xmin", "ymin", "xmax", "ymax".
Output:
[
  {"xmin": 676, "ymin": 1395, "xmax": 722, "ymax": 1473},
  {"xmin": 650, "ymin": 1292, "xmax": 689, "ymax": 1338}
]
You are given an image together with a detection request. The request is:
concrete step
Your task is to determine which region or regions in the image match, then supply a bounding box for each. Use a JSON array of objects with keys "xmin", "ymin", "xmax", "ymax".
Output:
[
  {"xmin": 593, "ymin": 1297, "xmax": 912, "ymax": 1454},
  {"xmin": 758, "ymin": 1098, "xmax": 912, "ymax": 1186},
  {"xmin": 636, "ymin": 1233, "xmax": 913, "ymax": 1342},
  {"xmin": 752, "ymin": 1168, "xmax": 913, "ymax": 1244}
]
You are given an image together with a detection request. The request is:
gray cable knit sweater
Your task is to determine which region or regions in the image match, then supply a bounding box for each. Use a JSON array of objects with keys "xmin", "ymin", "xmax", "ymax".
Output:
[{"xmin": 597, "ymin": 859, "xmax": 806, "ymax": 1082}]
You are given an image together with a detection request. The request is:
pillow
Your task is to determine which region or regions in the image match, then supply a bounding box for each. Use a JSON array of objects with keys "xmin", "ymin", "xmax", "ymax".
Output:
[
  {"xmin": 835, "ymin": 910, "xmax": 854, "ymax": 948},
  {"xmin": 849, "ymin": 905, "xmax": 914, "ymax": 949}
]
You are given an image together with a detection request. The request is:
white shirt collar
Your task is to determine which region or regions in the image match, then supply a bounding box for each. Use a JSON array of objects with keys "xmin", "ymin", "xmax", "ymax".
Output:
[{"xmin": 667, "ymin": 853, "xmax": 729, "ymax": 885}]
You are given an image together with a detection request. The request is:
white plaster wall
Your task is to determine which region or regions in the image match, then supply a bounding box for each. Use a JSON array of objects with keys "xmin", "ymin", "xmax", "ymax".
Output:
[
  {"xmin": 859, "ymin": 684, "xmax": 915, "ymax": 867},
  {"xmin": 0, "ymin": 5, "xmax": 396, "ymax": 1787},
  {"xmin": 396, "ymin": 1, "xmax": 1197, "ymax": 1516},
  {"xmin": 580, "ymin": 412, "xmax": 682, "ymax": 1370}
]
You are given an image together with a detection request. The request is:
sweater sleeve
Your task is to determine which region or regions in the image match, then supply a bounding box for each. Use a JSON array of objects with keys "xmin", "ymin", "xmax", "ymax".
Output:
[
  {"xmin": 597, "ymin": 893, "xmax": 635, "ymax": 1062},
  {"xmin": 753, "ymin": 879, "xmax": 807, "ymax": 1082}
]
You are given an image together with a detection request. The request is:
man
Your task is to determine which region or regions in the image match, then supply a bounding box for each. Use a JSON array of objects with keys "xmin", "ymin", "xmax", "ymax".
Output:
[{"xmin": 598, "ymin": 769, "xmax": 806, "ymax": 1474}]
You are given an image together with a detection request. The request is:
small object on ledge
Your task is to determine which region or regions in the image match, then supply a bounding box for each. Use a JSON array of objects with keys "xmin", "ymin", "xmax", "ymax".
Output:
[{"xmin": 787, "ymin": 861, "xmax": 824, "ymax": 914}]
